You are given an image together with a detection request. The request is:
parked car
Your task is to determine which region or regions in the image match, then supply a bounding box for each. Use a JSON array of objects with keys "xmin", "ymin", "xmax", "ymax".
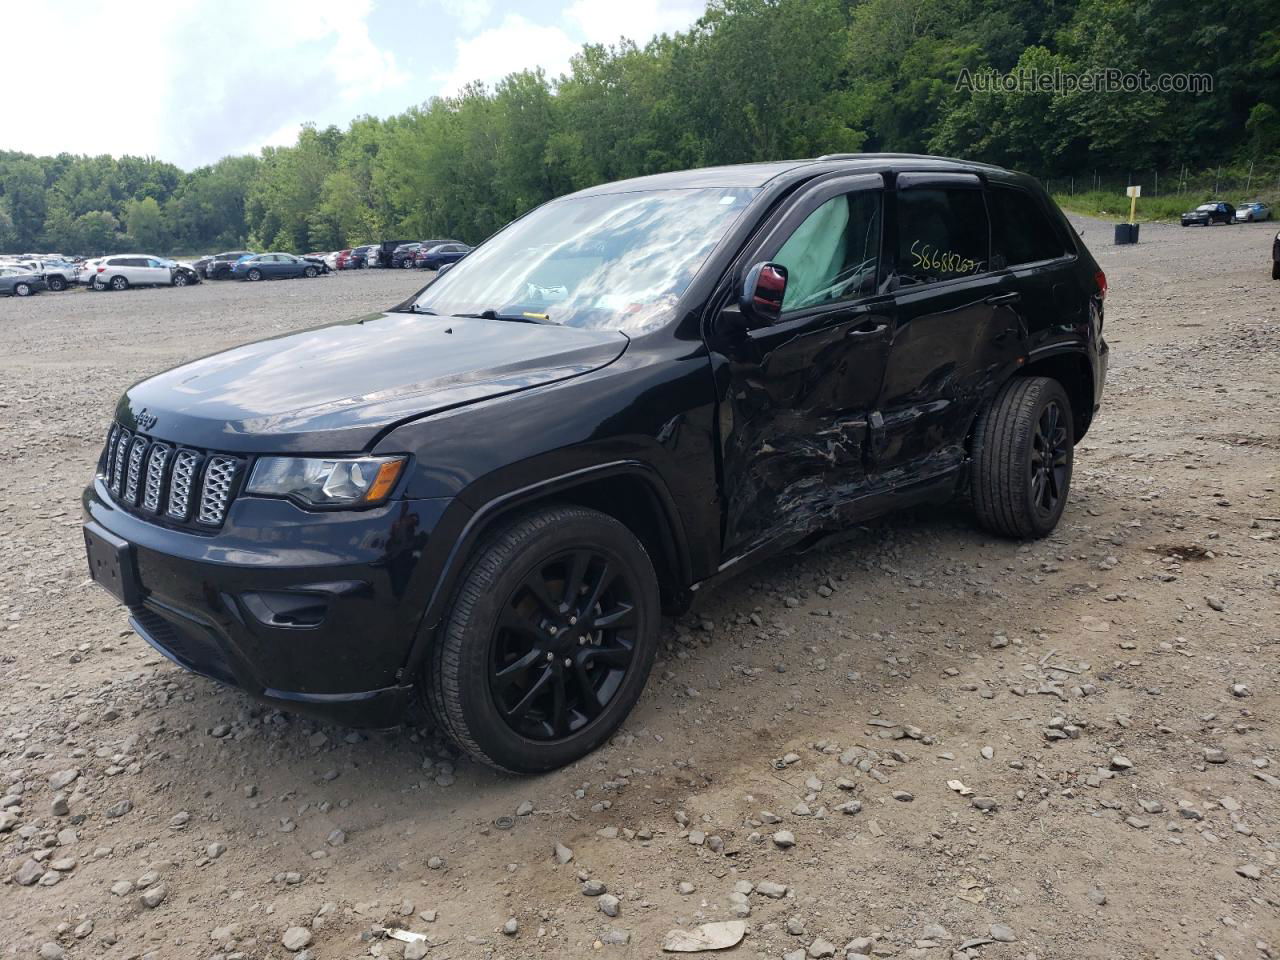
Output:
[
  {"xmin": 390, "ymin": 243, "xmax": 421, "ymax": 268},
  {"xmin": 1272, "ymin": 229, "xmax": 1280, "ymax": 280},
  {"xmin": 0, "ymin": 264, "xmax": 46, "ymax": 297},
  {"xmin": 205, "ymin": 251, "xmax": 257, "ymax": 280},
  {"xmin": 302, "ymin": 254, "xmax": 331, "ymax": 275},
  {"xmin": 76, "ymin": 258, "xmax": 103, "ymax": 286},
  {"xmin": 1234, "ymin": 201, "xmax": 1271, "ymax": 222},
  {"xmin": 347, "ymin": 245, "xmax": 376, "ymax": 269},
  {"xmin": 324, "ymin": 251, "xmax": 342, "ymax": 271},
  {"xmin": 411, "ymin": 238, "xmax": 465, "ymax": 267},
  {"xmin": 168, "ymin": 260, "xmax": 202, "ymax": 286},
  {"xmin": 83, "ymin": 154, "xmax": 1107, "ymax": 773},
  {"xmin": 229, "ymin": 252, "xmax": 323, "ymax": 281},
  {"xmin": 91, "ymin": 255, "xmax": 179, "ymax": 291},
  {"xmin": 192, "ymin": 255, "xmax": 215, "ymax": 278},
  {"xmin": 417, "ymin": 242, "xmax": 471, "ymax": 270},
  {"xmin": 35, "ymin": 257, "xmax": 78, "ymax": 291},
  {"xmin": 1181, "ymin": 201, "xmax": 1235, "ymax": 226},
  {"xmin": 369, "ymin": 240, "xmax": 406, "ymax": 268}
]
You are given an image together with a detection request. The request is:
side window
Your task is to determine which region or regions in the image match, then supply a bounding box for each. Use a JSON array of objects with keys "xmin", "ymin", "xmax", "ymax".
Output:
[
  {"xmin": 988, "ymin": 186, "xmax": 1068, "ymax": 268},
  {"xmin": 772, "ymin": 189, "xmax": 882, "ymax": 312},
  {"xmin": 895, "ymin": 187, "xmax": 988, "ymax": 286}
]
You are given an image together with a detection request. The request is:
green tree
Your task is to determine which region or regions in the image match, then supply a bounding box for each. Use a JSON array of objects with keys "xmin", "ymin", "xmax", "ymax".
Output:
[{"xmin": 125, "ymin": 196, "xmax": 165, "ymax": 250}]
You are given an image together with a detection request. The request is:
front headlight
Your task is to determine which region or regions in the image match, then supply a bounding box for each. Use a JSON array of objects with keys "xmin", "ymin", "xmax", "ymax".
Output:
[{"xmin": 246, "ymin": 455, "xmax": 406, "ymax": 507}]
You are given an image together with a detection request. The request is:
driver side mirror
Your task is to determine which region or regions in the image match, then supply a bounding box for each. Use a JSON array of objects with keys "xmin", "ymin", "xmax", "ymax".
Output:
[
  {"xmin": 739, "ymin": 261, "xmax": 788, "ymax": 327},
  {"xmin": 437, "ymin": 262, "xmax": 456, "ymax": 276}
]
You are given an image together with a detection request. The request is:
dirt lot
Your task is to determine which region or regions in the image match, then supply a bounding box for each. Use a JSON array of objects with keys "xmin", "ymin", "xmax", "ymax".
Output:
[{"xmin": 1, "ymin": 224, "xmax": 1278, "ymax": 960}]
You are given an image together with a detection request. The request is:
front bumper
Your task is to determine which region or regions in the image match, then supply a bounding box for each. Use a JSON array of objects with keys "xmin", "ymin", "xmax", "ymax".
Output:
[{"xmin": 84, "ymin": 478, "xmax": 455, "ymax": 727}]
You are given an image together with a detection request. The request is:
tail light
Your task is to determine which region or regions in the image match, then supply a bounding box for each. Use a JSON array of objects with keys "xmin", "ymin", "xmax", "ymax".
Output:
[
  {"xmin": 1094, "ymin": 270, "xmax": 1107, "ymax": 300},
  {"xmin": 97, "ymin": 265, "xmax": 106, "ymax": 273}
]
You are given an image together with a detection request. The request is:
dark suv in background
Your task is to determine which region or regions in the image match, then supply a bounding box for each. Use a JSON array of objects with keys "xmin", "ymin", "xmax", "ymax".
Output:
[
  {"xmin": 84, "ymin": 154, "xmax": 1107, "ymax": 774},
  {"xmin": 204, "ymin": 251, "xmax": 256, "ymax": 280}
]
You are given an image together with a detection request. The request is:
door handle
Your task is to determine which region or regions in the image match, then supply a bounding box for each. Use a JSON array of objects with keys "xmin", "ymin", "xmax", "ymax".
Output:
[
  {"xmin": 846, "ymin": 321, "xmax": 888, "ymax": 338},
  {"xmin": 986, "ymin": 292, "xmax": 1022, "ymax": 305}
]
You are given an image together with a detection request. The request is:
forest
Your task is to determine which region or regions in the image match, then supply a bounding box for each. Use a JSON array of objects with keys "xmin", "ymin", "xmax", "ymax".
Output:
[{"xmin": 2, "ymin": 0, "xmax": 1277, "ymax": 255}]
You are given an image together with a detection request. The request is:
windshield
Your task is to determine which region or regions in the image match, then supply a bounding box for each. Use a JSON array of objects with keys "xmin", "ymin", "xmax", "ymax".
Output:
[
  {"xmin": 1196, "ymin": 204, "xmax": 1216, "ymax": 211},
  {"xmin": 411, "ymin": 187, "xmax": 759, "ymax": 333}
]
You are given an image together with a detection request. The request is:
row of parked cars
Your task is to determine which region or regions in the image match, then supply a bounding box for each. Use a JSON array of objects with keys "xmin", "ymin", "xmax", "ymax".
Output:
[
  {"xmin": 0, "ymin": 253, "xmax": 203, "ymax": 296},
  {"xmin": 321, "ymin": 239, "xmax": 471, "ymax": 271},
  {"xmin": 1179, "ymin": 200, "xmax": 1272, "ymax": 226}
]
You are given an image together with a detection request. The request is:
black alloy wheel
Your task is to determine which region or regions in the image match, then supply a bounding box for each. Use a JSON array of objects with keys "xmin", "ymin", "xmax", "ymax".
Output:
[
  {"xmin": 489, "ymin": 548, "xmax": 638, "ymax": 741},
  {"xmin": 1030, "ymin": 399, "xmax": 1070, "ymax": 520},
  {"xmin": 425, "ymin": 505, "xmax": 659, "ymax": 774},
  {"xmin": 247, "ymin": 268, "xmax": 263, "ymax": 281}
]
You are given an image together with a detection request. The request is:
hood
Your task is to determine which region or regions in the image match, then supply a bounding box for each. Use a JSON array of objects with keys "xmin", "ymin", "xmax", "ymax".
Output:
[{"xmin": 120, "ymin": 312, "xmax": 628, "ymax": 453}]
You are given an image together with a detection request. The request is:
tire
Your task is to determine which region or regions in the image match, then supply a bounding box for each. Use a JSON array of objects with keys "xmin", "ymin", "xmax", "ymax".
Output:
[
  {"xmin": 304, "ymin": 266, "xmax": 317, "ymax": 278},
  {"xmin": 247, "ymin": 268, "xmax": 263, "ymax": 282},
  {"xmin": 970, "ymin": 376, "xmax": 1074, "ymax": 540},
  {"xmin": 1272, "ymin": 262, "xmax": 1280, "ymax": 280},
  {"xmin": 47, "ymin": 276, "xmax": 67, "ymax": 292},
  {"xmin": 173, "ymin": 273, "xmax": 189, "ymax": 287},
  {"xmin": 14, "ymin": 282, "xmax": 31, "ymax": 297},
  {"xmin": 425, "ymin": 505, "xmax": 660, "ymax": 774},
  {"xmin": 110, "ymin": 276, "xmax": 128, "ymax": 291}
]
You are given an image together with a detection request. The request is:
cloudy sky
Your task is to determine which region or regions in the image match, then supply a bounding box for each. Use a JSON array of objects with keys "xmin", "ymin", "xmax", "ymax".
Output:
[{"xmin": 3, "ymin": 0, "xmax": 705, "ymax": 170}]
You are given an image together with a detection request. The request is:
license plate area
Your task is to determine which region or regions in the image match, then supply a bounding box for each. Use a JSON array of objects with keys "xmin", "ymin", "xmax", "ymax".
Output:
[{"xmin": 84, "ymin": 522, "xmax": 140, "ymax": 606}]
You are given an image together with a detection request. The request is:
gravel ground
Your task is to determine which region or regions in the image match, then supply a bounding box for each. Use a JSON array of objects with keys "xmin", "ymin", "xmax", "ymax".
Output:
[{"xmin": 1, "ymin": 225, "xmax": 1277, "ymax": 960}]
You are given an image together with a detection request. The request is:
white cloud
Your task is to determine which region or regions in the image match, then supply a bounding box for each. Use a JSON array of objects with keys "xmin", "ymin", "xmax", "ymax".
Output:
[
  {"xmin": 436, "ymin": 0, "xmax": 494, "ymax": 35},
  {"xmin": 0, "ymin": 0, "xmax": 406, "ymax": 168},
  {"xmin": 436, "ymin": 14, "xmax": 581, "ymax": 95},
  {"xmin": 565, "ymin": 0, "xmax": 704, "ymax": 45}
]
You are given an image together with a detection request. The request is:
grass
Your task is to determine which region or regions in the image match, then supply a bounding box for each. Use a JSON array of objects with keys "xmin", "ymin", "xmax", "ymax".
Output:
[{"xmin": 1055, "ymin": 189, "xmax": 1280, "ymax": 223}]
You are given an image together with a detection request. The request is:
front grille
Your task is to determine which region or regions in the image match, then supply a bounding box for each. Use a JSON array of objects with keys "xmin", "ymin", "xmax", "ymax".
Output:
[{"xmin": 98, "ymin": 423, "xmax": 243, "ymax": 531}]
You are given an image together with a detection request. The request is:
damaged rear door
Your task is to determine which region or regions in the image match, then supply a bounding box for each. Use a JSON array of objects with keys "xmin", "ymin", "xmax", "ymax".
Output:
[{"xmin": 710, "ymin": 173, "xmax": 893, "ymax": 557}]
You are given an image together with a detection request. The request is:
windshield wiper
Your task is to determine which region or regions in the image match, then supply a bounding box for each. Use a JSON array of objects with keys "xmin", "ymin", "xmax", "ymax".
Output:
[{"xmin": 455, "ymin": 309, "xmax": 556, "ymax": 325}]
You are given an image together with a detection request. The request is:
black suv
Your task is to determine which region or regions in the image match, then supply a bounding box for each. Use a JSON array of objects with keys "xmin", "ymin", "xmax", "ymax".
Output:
[
  {"xmin": 83, "ymin": 155, "xmax": 1108, "ymax": 774},
  {"xmin": 205, "ymin": 251, "xmax": 256, "ymax": 280}
]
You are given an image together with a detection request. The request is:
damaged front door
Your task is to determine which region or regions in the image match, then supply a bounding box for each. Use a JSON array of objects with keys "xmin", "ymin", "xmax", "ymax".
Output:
[{"xmin": 711, "ymin": 174, "xmax": 893, "ymax": 558}]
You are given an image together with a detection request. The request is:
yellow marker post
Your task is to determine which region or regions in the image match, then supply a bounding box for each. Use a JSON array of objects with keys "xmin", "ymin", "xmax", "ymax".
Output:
[{"xmin": 1125, "ymin": 184, "xmax": 1141, "ymax": 224}]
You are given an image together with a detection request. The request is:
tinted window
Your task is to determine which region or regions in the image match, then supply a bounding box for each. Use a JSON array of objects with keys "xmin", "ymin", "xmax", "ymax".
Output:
[
  {"xmin": 988, "ymin": 186, "xmax": 1068, "ymax": 268},
  {"xmin": 895, "ymin": 187, "xmax": 988, "ymax": 286},
  {"xmin": 772, "ymin": 189, "xmax": 882, "ymax": 312}
]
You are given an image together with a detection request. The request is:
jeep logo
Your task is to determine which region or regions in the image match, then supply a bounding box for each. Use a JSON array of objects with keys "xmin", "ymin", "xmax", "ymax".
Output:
[{"xmin": 135, "ymin": 410, "xmax": 158, "ymax": 431}]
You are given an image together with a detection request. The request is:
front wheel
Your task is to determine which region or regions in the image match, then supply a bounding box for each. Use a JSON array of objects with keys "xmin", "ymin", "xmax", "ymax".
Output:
[
  {"xmin": 14, "ymin": 282, "xmax": 32, "ymax": 297},
  {"xmin": 173, "ymin": 273, "xmax": 189, "ymax": 286},
  {"xmin": 304, "ymin": 266, "xmax": 317, "ymax": 278},
  {"xmin": 1272, "ymin": 261, "xmax": 1280, "ymax": 280},
  {"xmin": 425, "ymin": 505, "xmax": 660, "ymax": 774},
  {"xmin": 47, "ymin": 276, "xmax": 67, "ymax": 292},
  {"xmin": 970, "ymin": 376, "xmax": 1074, "ymax": 539},
  {"xmin": 247, "ymin": 268, "xmax": 263, "ymax": 282}
]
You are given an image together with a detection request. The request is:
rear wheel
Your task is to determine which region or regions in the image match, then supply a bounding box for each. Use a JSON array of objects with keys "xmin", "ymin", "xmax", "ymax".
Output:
[
  {"xmin": 304, "ymin": 266, "xmax": 318, "ymax": 278},
  {"xmin": 14, "ymin": 282, "xmax": 32, "ymax": 297},
  {"xmin": 1272, "ymin": 262, "xmax": 1280, "ymax": 280},
  {"xmin": 425, "ymin": 505, "xmax": 660, "ymax": 774},
  {"xmin": 47, "ymin": 276, "xmax": 67, "ymax": 292},
  {"xmin": 971, "ymin": 376, "xmax": 1074, "ymax": 539},
  {"xmin": 110, "ymin": 276, "xmax": 128, "ymax": 291},
  {"xmin": 247, "ymin": 268, "xmax": 263, "ymax": 282}
]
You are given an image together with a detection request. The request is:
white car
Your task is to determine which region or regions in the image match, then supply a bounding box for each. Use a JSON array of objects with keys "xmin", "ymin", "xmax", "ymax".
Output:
[
  {"xmin": 90, "ymin": 255, "xmax": 175, "ymax": 291},
  {"xmin": 76, "ymin": 258, "xmax": 103, "ymax": 286}
]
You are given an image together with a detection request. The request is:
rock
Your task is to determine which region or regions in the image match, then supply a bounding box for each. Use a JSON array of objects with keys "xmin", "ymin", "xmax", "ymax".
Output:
[
  {"xmin": 846, "ymin": 937, "xmax": 875, "ymax": 954},
  {"xmin": 50, "ymin": 857, "xmax": 76, "ymax": 871},
  {"xmin": 1236, "ymin": 864, "xmax": 1262, "ymax": 880},
  {"xmin": 327, "ymin": 829, "xmax": 346, "ymax": 846},
  {"xmin": 601, "ymin": 930, "xmax": 631, "ymax": 945},
  {"xmin": 1110, "ymin": 755, "xmax": 1133, "ymax": 771},
  {"xmin": 892, "ymin": 790, "xmax": 914, "ymax": 802},
  {"xmin": 582, "ymin": 879, "xmax": 607, "ymax": 896},
  {"xmin": 836, "ymin": 800, "xmax": 862, "ymax": 816},
  {"xmin": 661, "ymin": 920, "xmax": 746, "ymax": 952},
  {"xmin": 14, "ymin": 859, "xmax": 42, "ymax": 886},
  {"xmin": 427, "ymin": 855, "xmax": 444, "ymax": 869},
  {"xmin": 169, "ymin": 811, "xmax": 191, "ymax": 829},
  {"xmin": 808, "ymin": 938, "xmax": 837, "ymax": 958},
  {"xmin": 404, "ymin": 943, "xmax": 428, "ymax": 960},
  {"xmin": 1204, "ymin": 748, "xmax": 1228, "ymax": 764},
  {"xmin": 677, "ymin": 881, "xmax": 696, "ymax": 895},
  {"xmin": 773, "ymin": 830, "xmax": 796, "ymax": 848},
  {"xmin": 49, "ymin": 769, "xmax": 79, "ymax": 791},
  {"xmin": 38, "ymin": 943, "xmax": 65, "ymax": 960},
  {"xmin": 598, "ymin": 894, "xmax": 621, "ymax": 917},
  {"xmin": 972, "ymin": 797, "xmax": 998, "ymax": 812},
  {"xmin": 139, "ymin": 885, "xmax": 167, "ymax": 908},
  {"xmin": 516, "ymin": 800, "xmax": 534, "ymax": 816},
  {"xmin": 1124, "ymin": 816, "xmax": 1150, "ymax": 829},
  {"xmin": 282, "ymin": 926, "xmax": 312, "ymax": 951},
  {"xmin": 756, "ymin": 881, "xmax": 788, "ymax": 898},
  {"xmin": 553, "ymin": 842, "xmax": 574, "ymax": 864},
  {"xmin": 989, "ymin": 924, "xmax": 1016, "ymax": 942},
  {"xmin": 0, "ymin": 810, "xmax": 18, "ymax": 833},
  {"xmin": 1205, "ymin": 596, "xmax": 1225, "ymax": 611},
  {"xmin": 207, "ymin": 842, "xmax": 226, "ymax": 859},
  {"xmin": 1088, "ymin": 887, "xmax": 1108, "ymax": 905},
  {"xmin": 786, "ymin": 917, "xmax": 806, "ymax": 936},
  {"xmin": 1230, "ymin": 683, "xmax": 1252, "ymax": 698},
  {"xmin": 110, "ymin": 880, "xmax": 134, "ymax": 896},
  {"xmin": 503, "ymin": 917, "xmax": 519, "ymax": 935},
  {"xmin": 50, "ymin": 794, "xmax": 69, "ymax": 817},
  {"xmin": 104, "ymin": 799, "xmax": 132, "ymax": 818}
]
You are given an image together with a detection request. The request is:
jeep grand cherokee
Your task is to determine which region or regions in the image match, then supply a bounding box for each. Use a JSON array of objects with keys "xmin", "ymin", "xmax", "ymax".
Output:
[{"xmin": 83, "ymin": 154, "xmax": 1108, "ymax": 773}]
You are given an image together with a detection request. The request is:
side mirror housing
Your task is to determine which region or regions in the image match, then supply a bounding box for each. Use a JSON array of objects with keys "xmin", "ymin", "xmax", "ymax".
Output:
[
  {"xmin": 739, "ymin": 261, "xmax": 788, "ymax": 327},
  {"xmin": 437, "ymin": 262, "xmax": 456, "ymax": 276}
]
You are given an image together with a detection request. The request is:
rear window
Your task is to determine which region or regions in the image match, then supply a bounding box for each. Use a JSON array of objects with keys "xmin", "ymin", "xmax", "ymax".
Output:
[
  {"xmin": 895, "ymin": 187, "xmax": 989, "ymax": 286},
  {"xmin": 988, "ymin": 186, "xmax": 1069, "ymax": 268}
]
